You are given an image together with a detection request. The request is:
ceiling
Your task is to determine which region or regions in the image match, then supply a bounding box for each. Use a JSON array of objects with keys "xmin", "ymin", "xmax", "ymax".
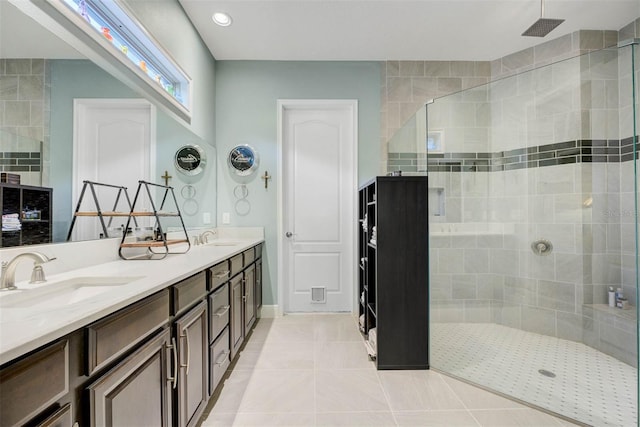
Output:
[{"xmin": 177, "ymin": 0, "xmax": 640, "ymax": 61}]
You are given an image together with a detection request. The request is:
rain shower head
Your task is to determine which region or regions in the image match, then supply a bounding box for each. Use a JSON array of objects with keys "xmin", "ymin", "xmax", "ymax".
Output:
[
  {"xmin": 522, "ymin": 0, "xmax": 565, "ymax": 37},
  {"xmin": 522, "ymin": 18, "xmax": 565, "ymax": 37}
]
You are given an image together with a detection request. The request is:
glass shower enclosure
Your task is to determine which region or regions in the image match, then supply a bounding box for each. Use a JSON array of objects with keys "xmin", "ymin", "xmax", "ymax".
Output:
[{"xmin": 388, "ymin": 41, "xmax": 639, "ymax": 426}]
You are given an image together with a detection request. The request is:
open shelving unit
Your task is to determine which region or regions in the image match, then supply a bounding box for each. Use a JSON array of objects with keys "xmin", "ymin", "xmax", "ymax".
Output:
[
  {"xmin": 118, "ymin": 180, "xmax": 190, "ymax": 260},
  {"xmin": 358, "ymin": 176, "xmax": 430, "ymax": 370},
  {"xmin": 0, "ymin": 183, "xmax": 52, "ymax": 247},
  {"xmin": 67, "ymin": 181, "xmax": 135, "ymax": 241}
]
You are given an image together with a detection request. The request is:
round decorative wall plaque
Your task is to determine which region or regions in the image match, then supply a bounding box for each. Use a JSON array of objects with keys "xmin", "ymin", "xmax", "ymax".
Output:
[
  {"xmin": 228, "ymin": 144, "xmax": 259, "ymax": 176},
  {"xmin": 174, "ymin": 145, "xmax": 206, "ymax": 176}
]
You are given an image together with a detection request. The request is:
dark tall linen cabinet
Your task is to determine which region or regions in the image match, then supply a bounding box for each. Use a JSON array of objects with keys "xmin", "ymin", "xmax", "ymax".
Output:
[{"xmin": 358, "ymin": 176, "xmax": 429, "ymax": 370}]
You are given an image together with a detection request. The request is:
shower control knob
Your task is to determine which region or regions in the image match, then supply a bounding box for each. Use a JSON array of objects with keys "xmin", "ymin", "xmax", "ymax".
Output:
[{"xmin": 285, "ymin": 232, "xmax": 293, "ymax": 238}]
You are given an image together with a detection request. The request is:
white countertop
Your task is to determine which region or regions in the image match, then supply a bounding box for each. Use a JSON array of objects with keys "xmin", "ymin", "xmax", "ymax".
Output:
[{"xmin": 0, "ymin": 235, "xmax": 263, "ymax": 365}]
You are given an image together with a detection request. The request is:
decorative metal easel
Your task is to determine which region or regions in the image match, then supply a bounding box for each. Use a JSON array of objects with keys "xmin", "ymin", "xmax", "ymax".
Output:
[
  {"xmin": 66, "ymin": 180, "xmax": 136, "ymax": 241},
  {"xmin": 118, "ymin": 180, "xmax": 190, "ymax": 260}
]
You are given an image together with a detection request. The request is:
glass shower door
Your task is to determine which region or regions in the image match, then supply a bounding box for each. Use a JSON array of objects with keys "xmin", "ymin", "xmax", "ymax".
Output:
[{"xmin": 425, "ymin": 43, "xmax": 638, "ymax": 426}]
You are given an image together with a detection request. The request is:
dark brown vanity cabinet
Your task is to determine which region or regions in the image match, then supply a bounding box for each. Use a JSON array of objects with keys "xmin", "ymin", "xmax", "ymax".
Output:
[
  {"xmin": 244, "ymin": 264, "xmax": 256, "ymax": 332},
  {"xmin": 0, "ymin": 243, "xmax": 264, "ymax": 427},
  {"xmin": 174, "ymin": 301, "xmax": 208, "ymax": 427},
  {"xmin": 208, "ymin": 260, "xmax": 231, "ymax": 396},
  {"xmin": 0, "ymin": 339, "xmax": 70, "ymax": 426},
  {"xmin": 86, "ymin": 328, "xmax": 173, "ymax": 427},
  {"xmin": 230, "ymin": 272, "xmax": 245, "ymax": 359}
]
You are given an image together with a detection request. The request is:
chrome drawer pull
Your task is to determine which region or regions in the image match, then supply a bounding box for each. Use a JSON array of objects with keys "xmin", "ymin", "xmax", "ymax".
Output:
[
  {"xmin": 215, "ymin": 350, "xmax": 230, "ymax": 366},
  {"xmin": 166, "ymin": 338, "xmax": 178, "ymax": 389},
  {"xmin": 214, "ymin": 270, "xmax": 230, "ymax": 279},
  {"xmin": 180, "ymin": 329, "xmax": 190, "ymax": 375},
  {"xmin": 214, "ymin": 305, "xmax": 230, "ymax": 317}
]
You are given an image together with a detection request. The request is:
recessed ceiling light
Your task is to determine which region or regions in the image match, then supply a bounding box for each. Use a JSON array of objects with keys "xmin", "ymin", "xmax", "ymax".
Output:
[{"xmin": 212, "ymin": 12, "xmax": 232, "ymax": 27}]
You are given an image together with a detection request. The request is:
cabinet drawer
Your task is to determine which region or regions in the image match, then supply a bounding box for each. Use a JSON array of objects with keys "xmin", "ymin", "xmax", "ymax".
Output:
[
  {"xmin": 37, "ymin": 403, "xmax": 72, "ymax": 427},
  {"xmin": 0, "ymin": 339, "xmax": 69, "ymax": 426},
  {"xmin": 209, "ymin": 260, "xmax": 230, "ymax": 290},
  {"xmin": 255, "ymin": 243, "xmax": 263, "ymax": 260},
  {"xmin": 209, "ymin": 327, "xmax": 230, "ymax": 396},
  {"xmin": 243, "ymin": 248, "xmax": 255, "ymax": 266},
  {"xmin": 172, "ymin": 271, "xmax": 207, "ymax": 315},
  {"xmin": 209, "ymin": 283, "xmax": 230, "ymax": 343},
  {"xmin": 87, "ymin": 290, "xmax": 170, "ymax": 376},
  {"xmin": 229, "ymin": 254, "xmax": 243, "ymax": 277}
]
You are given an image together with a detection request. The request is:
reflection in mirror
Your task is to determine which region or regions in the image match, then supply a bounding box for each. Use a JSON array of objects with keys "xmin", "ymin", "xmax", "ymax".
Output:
[
  {"xmin": 387, "ymin": 105, "xmax": 428, "ymax": 175},
  {"xmin": 0, "ymin": 0, "xmax": 216, "ymax": 247}
]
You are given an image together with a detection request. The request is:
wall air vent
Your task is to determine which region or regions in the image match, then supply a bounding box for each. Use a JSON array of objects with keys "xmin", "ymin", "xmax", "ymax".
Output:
[{"xmin": 311, "ymin": 287, "xmax": 326, "ymax": 303}]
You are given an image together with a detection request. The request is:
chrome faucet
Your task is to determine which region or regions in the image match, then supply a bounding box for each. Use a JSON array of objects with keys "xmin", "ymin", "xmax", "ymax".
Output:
[
  {"xmin": 195, "ymin": 230, "xmax": 217, "ymax": 246},
  {"xmin": 0, "ymin": 252, "xmax": 56, "ymax": 290}
]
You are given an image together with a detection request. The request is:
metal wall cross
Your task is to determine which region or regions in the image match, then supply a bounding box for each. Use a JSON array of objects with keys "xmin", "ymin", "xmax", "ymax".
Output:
[
  {"xmin": 261, "ymin": 171, "xmax": 272, "ymax": 189},
  {"xmin": 161, "ymin": 170, "xmax": 172, "ymax": 186}
]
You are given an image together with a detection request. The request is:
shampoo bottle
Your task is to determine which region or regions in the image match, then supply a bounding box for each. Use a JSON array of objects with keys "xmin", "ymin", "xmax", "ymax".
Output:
[{"xmin": 608, "ymin": 287, "xmax": 616, "ymax": 307}]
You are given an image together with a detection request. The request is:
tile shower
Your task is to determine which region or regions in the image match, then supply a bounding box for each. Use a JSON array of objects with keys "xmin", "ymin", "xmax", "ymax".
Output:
[
  {"xmin": 0, "ymin": 59, "xmax": 49, "ymax": 187},
  {"xmin": 388, "ymin": 40, "xmax": 639, "ymax": 426}
]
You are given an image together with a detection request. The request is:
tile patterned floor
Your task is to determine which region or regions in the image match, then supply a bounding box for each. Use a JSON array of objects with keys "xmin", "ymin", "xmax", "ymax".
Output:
[
  {"xmin": 200, "ymin": 314, "xmax": 578, "ymax": 426},
  {"xmin": 431, "ymin": 323, "xmax": 638, "ymax": 427}
]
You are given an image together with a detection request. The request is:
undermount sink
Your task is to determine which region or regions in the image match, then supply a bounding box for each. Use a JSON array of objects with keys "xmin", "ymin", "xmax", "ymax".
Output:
[{"xmin": 0, "ymin": 276, "xmax": 143, "ymax": 309}]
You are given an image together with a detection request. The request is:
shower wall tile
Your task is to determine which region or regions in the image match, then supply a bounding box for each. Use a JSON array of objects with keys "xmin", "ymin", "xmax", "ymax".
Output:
[
  {"xmin": 463, "ymin": 248, "xmax": 490, "ymax": 274},
  {"xmin": 537, "ymin": 280, "xmax": 576, "ymax": 313},
  {"xmin": 451, "ymin": 235, "xmax": 478, "ymax": 248},
  {"xmin": 598, "ymin": 323, "xmax": 637, "ymax": 367},
  {"xmin": 556, "ymin": 312, "xmax": 584, "ymax": 342},
  {"xmin": 519, "ymin": 251, "xmax": 556, "ymax": 281},
  {"xmin": 438, "ymin": 248, "xmax": 465, "ymax": 274},
  {"xmin": 0, "ymin": 76, "xmax": 18, "ymax": 100},
  {"xmin": 497, "ymin": 303, "xmax": 522, "ymax": 329},
  {"xmin": 431, "ymin": 301, "xmax": 465, "ymax": 323},
  {"xmin": 430, "ymin": 274, "xmax": 453, "ymax": 300},
  {"xmin": 386, "ymin": 61, "xmax": 399, "ymax": 77},
  {"xmin": 503, "ymin": 276, "xmax": 537, "ymax": 306},
  {"xmin": 477, "ymin": 274, "xmax": 502, "ymax": 300},
  {"xmin": 387, "ymin": 77, "xmax": 412, "ymax": 102},
  {"xmin": 424, "ymin": 61, "xmax": 451, "ymax": 77},
  {"xmin": 555, "ymin": 253, "xmax": 583, "ymax": 284},
  {"xmin": 521, "ymin": 306, "xmax": 556, "ymax": 336},
  {"xmin": 399, "ymin": 61, "xmax": 424, "ymax": 76},
  {"xmin": 463, "ymin": 300, "xmax": 492, "ymax": 323},
  {"xmin": 501, "ymin": 48, "xmax": 534, "ymax": 75},
  {"xmin": 452, "ymin": 275, "xmax": 477, "ymax": 299},
  {"xmin": 5, "ymin": 59, "xmax": 31, "ymax": 75}
]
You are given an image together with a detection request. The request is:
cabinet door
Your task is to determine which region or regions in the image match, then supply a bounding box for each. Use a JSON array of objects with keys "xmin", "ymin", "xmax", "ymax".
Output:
[
  {"xmin": 86, "ymin": 328, "xmax": 173, "ymax": 427},
  {"xmin": 230, "ymin": 274, "xmax": 244, "ymax": 359},
  {"xmin": 244, "ymin": 264, "xmax": 256, "ymax": 332},
  {"xmin": 256, "ymin": 259, "xmax": 263, "ymax": 310},
  {"xmin": 175, "ymin": 300, "xmax": 208, "ymax": 427}
]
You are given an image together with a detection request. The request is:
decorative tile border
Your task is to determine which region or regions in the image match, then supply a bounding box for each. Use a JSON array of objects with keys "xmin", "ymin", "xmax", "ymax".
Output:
[
  {"xmin": 0, "ymin": 152, "xmax": 42, "ymax": 172},
  {"xmin": 388, "ymin": 137, "xmax": 639, "ymax": 173}
]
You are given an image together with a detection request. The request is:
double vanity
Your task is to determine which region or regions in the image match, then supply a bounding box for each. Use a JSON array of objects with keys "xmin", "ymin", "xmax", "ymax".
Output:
[{"xmin": 0, "ymin": 229, "xmax": 264, "ymax": 426}]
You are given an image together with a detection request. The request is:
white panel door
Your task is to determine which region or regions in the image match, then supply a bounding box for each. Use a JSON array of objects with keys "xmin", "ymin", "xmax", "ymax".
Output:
[
  {"xmin": 279, "ymin": 100, "xmax": 357, "ymax": 313},
  {"xmin": 72, "ymin": 99, "xmax": 155, "ymax": 241}
]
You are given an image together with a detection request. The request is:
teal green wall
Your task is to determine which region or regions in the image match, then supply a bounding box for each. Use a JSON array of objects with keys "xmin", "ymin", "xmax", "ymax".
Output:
[
  {"xmin": 215, "ymin": 60, "xmax": 381, "ymax": 306},
  {"xmin": 49, "ymin": 60, "xmax": 136, "ymax": 242}
]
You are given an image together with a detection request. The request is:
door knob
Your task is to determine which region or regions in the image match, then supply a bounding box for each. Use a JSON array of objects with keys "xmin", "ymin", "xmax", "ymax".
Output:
[{"xmin": 285, "ymin": 232, "xmax": 293, "ymax": 238}]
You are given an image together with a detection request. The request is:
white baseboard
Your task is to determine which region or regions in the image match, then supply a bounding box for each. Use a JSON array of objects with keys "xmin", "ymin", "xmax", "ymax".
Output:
[{"xmin": 258, "ymin": 305, "xmax": 280, "ymax": 318}]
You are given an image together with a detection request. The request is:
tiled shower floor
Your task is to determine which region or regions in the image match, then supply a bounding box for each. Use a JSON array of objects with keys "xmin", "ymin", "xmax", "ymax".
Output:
[{"xmin": 431, "ymin": 323, "xmax": 638, "ymax": 427}]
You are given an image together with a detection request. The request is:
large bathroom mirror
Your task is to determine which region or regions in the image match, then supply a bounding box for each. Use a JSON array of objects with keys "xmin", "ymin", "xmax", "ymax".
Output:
[{"xmin": 0, "ymin": 0, "xmax": 216, "ymax": 246}]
